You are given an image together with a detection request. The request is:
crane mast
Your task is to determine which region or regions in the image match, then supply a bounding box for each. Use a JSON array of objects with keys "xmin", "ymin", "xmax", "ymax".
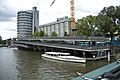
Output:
[{"xmin": 70, "ymin": 0, "xmax": 76, "ymax": 36}]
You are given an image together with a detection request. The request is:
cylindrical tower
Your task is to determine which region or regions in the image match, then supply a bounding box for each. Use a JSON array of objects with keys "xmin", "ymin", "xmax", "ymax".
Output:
[
  {"xmin": 17, "ymin": 11, "xmax": 33, "ymax": 38},
  {"xmin": 17, "ymin": 7, "xmax": 39, "ymax": 38}
]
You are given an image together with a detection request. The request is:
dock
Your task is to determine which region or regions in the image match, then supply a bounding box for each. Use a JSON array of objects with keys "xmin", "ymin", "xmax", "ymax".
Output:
[
  {"xmin": 73, "ymin": 61, "xmax": 120, "ymax": 80},
  {"xmin": 13, "ymin": 37, "xmax": 112, "ymax": 60}
]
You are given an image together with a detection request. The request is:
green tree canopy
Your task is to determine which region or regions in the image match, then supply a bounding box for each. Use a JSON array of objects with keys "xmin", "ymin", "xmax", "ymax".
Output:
[
  {"xmin": 39, "ymin": 30, "xmax": 45, "ymax": 37},
  {"xmin": 32, "ymin": 30, "xmax": 45, "ymax": 37},
  {"xmin": 97, "ymin": 6, "xmax": 120, "ymax": 35},
  {"xmin": 97, "ymin": 6, "xmax": 120, "ymax": 43},
  {"xmin": 76, "ymin": 15, "xmax": 98, "ymax": 36},
  {"xmin": 0, "ymin": 35, "xmax": 2, "ymax": 44},
  {"xmin": 51, "ymin": 31, "xmax": 57, "ymax": 37},
  {"xmin": 64, "ymin": 31, "xmax": 69, "ymax": 36},
  {"xmin": 44, "ymin": 34, "xmax": 49, "ymax": 37},
  {"xmin": 75, "ymin": 5, "xmax": 120, "ymax": 37},
  {"xmin": 32, "ymin": 31, "xmax": 40, "ymax": 37}
]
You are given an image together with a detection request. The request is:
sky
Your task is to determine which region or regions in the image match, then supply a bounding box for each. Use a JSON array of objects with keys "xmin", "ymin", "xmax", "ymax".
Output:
[{"xmin": 0, "ymin": 0, "xmax": 120, "ymax": 40}]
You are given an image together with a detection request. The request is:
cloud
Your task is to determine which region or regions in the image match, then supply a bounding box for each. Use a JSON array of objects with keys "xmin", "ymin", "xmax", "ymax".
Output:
[
  {"xmin": 76, "ymin": 7, "xmax": 98, "ymax": 15},
  {"xmin": 0, "ymin": 21, "xmax": 17, "ymax": 39},
  {"xmin": 4, "ymin": 28, "xmax": 17, "ymax": 31},
  {"xmin": 0, "ymin": 29, "xmax": 17, "ymax": 40},
  {"xmin": 0, "ymin": 0, "xmax": 119, "ymax": 39},
  {"xmin": 0, "ymin": 26, "xmax": 17, "ymax": 40},
  {"xmin": 0, "ymin": 0, "xmax": 16, "ymax": 22}
]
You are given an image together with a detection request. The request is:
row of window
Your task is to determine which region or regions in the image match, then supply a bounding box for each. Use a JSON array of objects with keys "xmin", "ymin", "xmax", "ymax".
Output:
[
  {"xmin": 18, "ymin": 13, "xmax": 32, "ymax": 16},
  {"xmin": 17, "ymin": 26, "xmax": 32, "ymax": 28},
  {"xmin": 18, "ymin": 28, "xmax": 32, "ymax": 30},
  {"xmin": 38, "ymin": 21, "xmax": 70, "ymax": 37},
  {"xmin": 18, "ymin": 22, "xmax": 32, "ymax": 25},
  {"xmin": 17, "ymin": 24, "xmax": 32, "ymax": 26},
  {"xmin": 18, "ymin": 11, "xmax": 32, "ymax": 14},
  {"xmin": 18, "ymin": 19, "xmax": 32, "ymax": 21},
  {"xmin": 18, "ymin": 16, "xmax": 32, "ymax": 19}
]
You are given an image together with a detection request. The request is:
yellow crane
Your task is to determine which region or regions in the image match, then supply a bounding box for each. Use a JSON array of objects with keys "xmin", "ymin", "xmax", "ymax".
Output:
[{"xmin": 50, "ymin": 0, "xmax": 76, "ymax": 36}]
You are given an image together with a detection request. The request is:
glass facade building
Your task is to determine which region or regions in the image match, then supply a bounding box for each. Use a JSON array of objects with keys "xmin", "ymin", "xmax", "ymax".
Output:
[
  {"xmin": 17, "ymin": 7, "xmax": 39, "ymax": 38},
  {"xmin": 38, "ymin": 16, "xmax": 70, "ymax": 37}
]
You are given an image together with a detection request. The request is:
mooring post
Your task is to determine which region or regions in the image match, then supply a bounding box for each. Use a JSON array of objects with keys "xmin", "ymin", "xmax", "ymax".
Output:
[
  {"xmin": 83, "ymin": 52, "xmax": 85, "ymax": 58},
  {"xmin": 108, "ymin": 52, "xmax": 110, "ymax": 62}
]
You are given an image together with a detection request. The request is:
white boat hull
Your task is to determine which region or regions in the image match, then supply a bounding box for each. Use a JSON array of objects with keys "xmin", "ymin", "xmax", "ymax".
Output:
[{"xmin": 42, "ymin": 54, "xmax": 86, "ymax": 63}]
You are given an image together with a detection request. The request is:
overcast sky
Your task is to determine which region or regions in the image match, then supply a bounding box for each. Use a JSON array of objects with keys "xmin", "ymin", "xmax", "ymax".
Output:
[{"xmin": 0, "ymin": 0, "xmax": 119, "ymax": 40}]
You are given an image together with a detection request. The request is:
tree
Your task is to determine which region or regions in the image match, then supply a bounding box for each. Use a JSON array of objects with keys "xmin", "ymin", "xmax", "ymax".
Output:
[
  {"xmin": 51, "ymin": 31, "xmax": 57, "ymax": 37},
  {"xmin": 76, "ymin": 15, "xmax": 98, "ymax": 36},
  {"xmin": 116, "ymin": 6, "xmax": 120, "ymax": 34},
  {"xmin": 97, "ymin": 15, "xmax": 115, "ymax": 34},
  {"xmin": 32, "ymin": 31, "xmax": 40, "ymax": 37},
  {"xmin": 76, "ymin": 17, "xmax": 89, "ymax": 36},
  {"xmin": 44, "ymin": 34, "xmax": 49, "ymax": 37},
  {"xmin": 39, "ymin": 30, "xmax": 45, "ymax": 37},
  {"xmin": 97, "ymin": 6, "xmax": 120, "ymax": 44},
  {"xmin": 0, "ymin": 35, "xmax": 2, "ymax": 44},
  {"xmin": 64, "ymin": 31, "xmax": 69, "ymax": 36},
  {"xmin": 32, "ymin": 30, "xmax": 45, "ymax": 37}
]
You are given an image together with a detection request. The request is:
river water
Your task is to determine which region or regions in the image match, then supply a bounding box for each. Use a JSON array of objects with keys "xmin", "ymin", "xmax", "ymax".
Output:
[{"xmin": 0, "ymin": 47, "xmax": 116, "ymax": 80}]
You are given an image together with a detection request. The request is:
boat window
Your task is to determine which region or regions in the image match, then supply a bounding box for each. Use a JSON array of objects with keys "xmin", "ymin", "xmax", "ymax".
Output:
[
  {"xmin": 61, "ymin": 54, "xmax": 66, "ymax": 56},
  {"xmin": 66, "ymin": 54, "xmax": 70, "ymax": 56}
]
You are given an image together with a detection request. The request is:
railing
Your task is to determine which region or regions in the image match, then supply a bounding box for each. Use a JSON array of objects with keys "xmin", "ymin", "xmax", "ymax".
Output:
[{"xmin": 18, "ymin": 36, "xmax": 109, "ymax": 41}]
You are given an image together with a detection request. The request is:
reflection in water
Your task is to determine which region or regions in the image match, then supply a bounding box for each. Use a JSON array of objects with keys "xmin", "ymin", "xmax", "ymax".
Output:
[
  {"xmin": 0, "ymin": 47, "xmax": 18, "ymax": 80},
  {"xmin": 38, "ymin": 58, "xmax": 86, "ymax": 80},
  {"xmin": 16, "ymin": 50, "xmax": 41, "ymax": 80},
  {"xmin": 0, "ymin": 47, "xmax": 116, "ymax": 80}
]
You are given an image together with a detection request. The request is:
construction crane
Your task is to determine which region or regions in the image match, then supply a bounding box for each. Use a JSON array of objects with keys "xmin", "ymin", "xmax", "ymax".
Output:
[{"xmin": 50, "ymin": 0, "xmax": 76, "ymax": 36}]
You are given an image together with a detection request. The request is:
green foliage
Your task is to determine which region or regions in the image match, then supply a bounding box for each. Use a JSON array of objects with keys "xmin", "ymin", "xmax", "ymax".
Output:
[
  {"xmin": 32, "ymin": 31, "xmax": 40, "ymax": 37},
  {"xmin": 75, "ymin": 5, "xmax": 120, "ymax": 37},
  {"xmin": 97, "ymin": 15, "xmax": 113, "ymax": 34},
  {"xmin": 39, "ymin": 30, "xmax": 45, "ymax": 37},
  {"xmin": 97, "ymin": 6, "xmax": 120, "ymax": 45},
  {"xmin": 64, "ymin": 31, "xmax": 69, "ymax": 36},
  {"xmin": 0, "ymin": 36, "xmax": 2, "ymax": 44},
  {"xmin": 44, "ymin": 34, "xmax": 49, "ymax": 37},
  {"xmin": 76, "ymin": 15, "xmax": 98, "ymax": 36},
  {"xmin": 32, "ymin": 30, "xmax": 45, "ymax": 37},
  {"xmin": 97, "ymin": 6, "xmax": 120, "ymax": 35},
  {"xmin": 51, "ymin": 31, "xmax": 57, "ymax": 37}
]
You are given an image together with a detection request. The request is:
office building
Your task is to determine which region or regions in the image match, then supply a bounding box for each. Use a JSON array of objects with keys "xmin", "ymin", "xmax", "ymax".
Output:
[
  {"xmin": 17, "ymin": 7, "xmax": 39, "ymax": 38},
  {"xmin": 38, "ymin": 16, "xmax": 71, "ymax": 37}
]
